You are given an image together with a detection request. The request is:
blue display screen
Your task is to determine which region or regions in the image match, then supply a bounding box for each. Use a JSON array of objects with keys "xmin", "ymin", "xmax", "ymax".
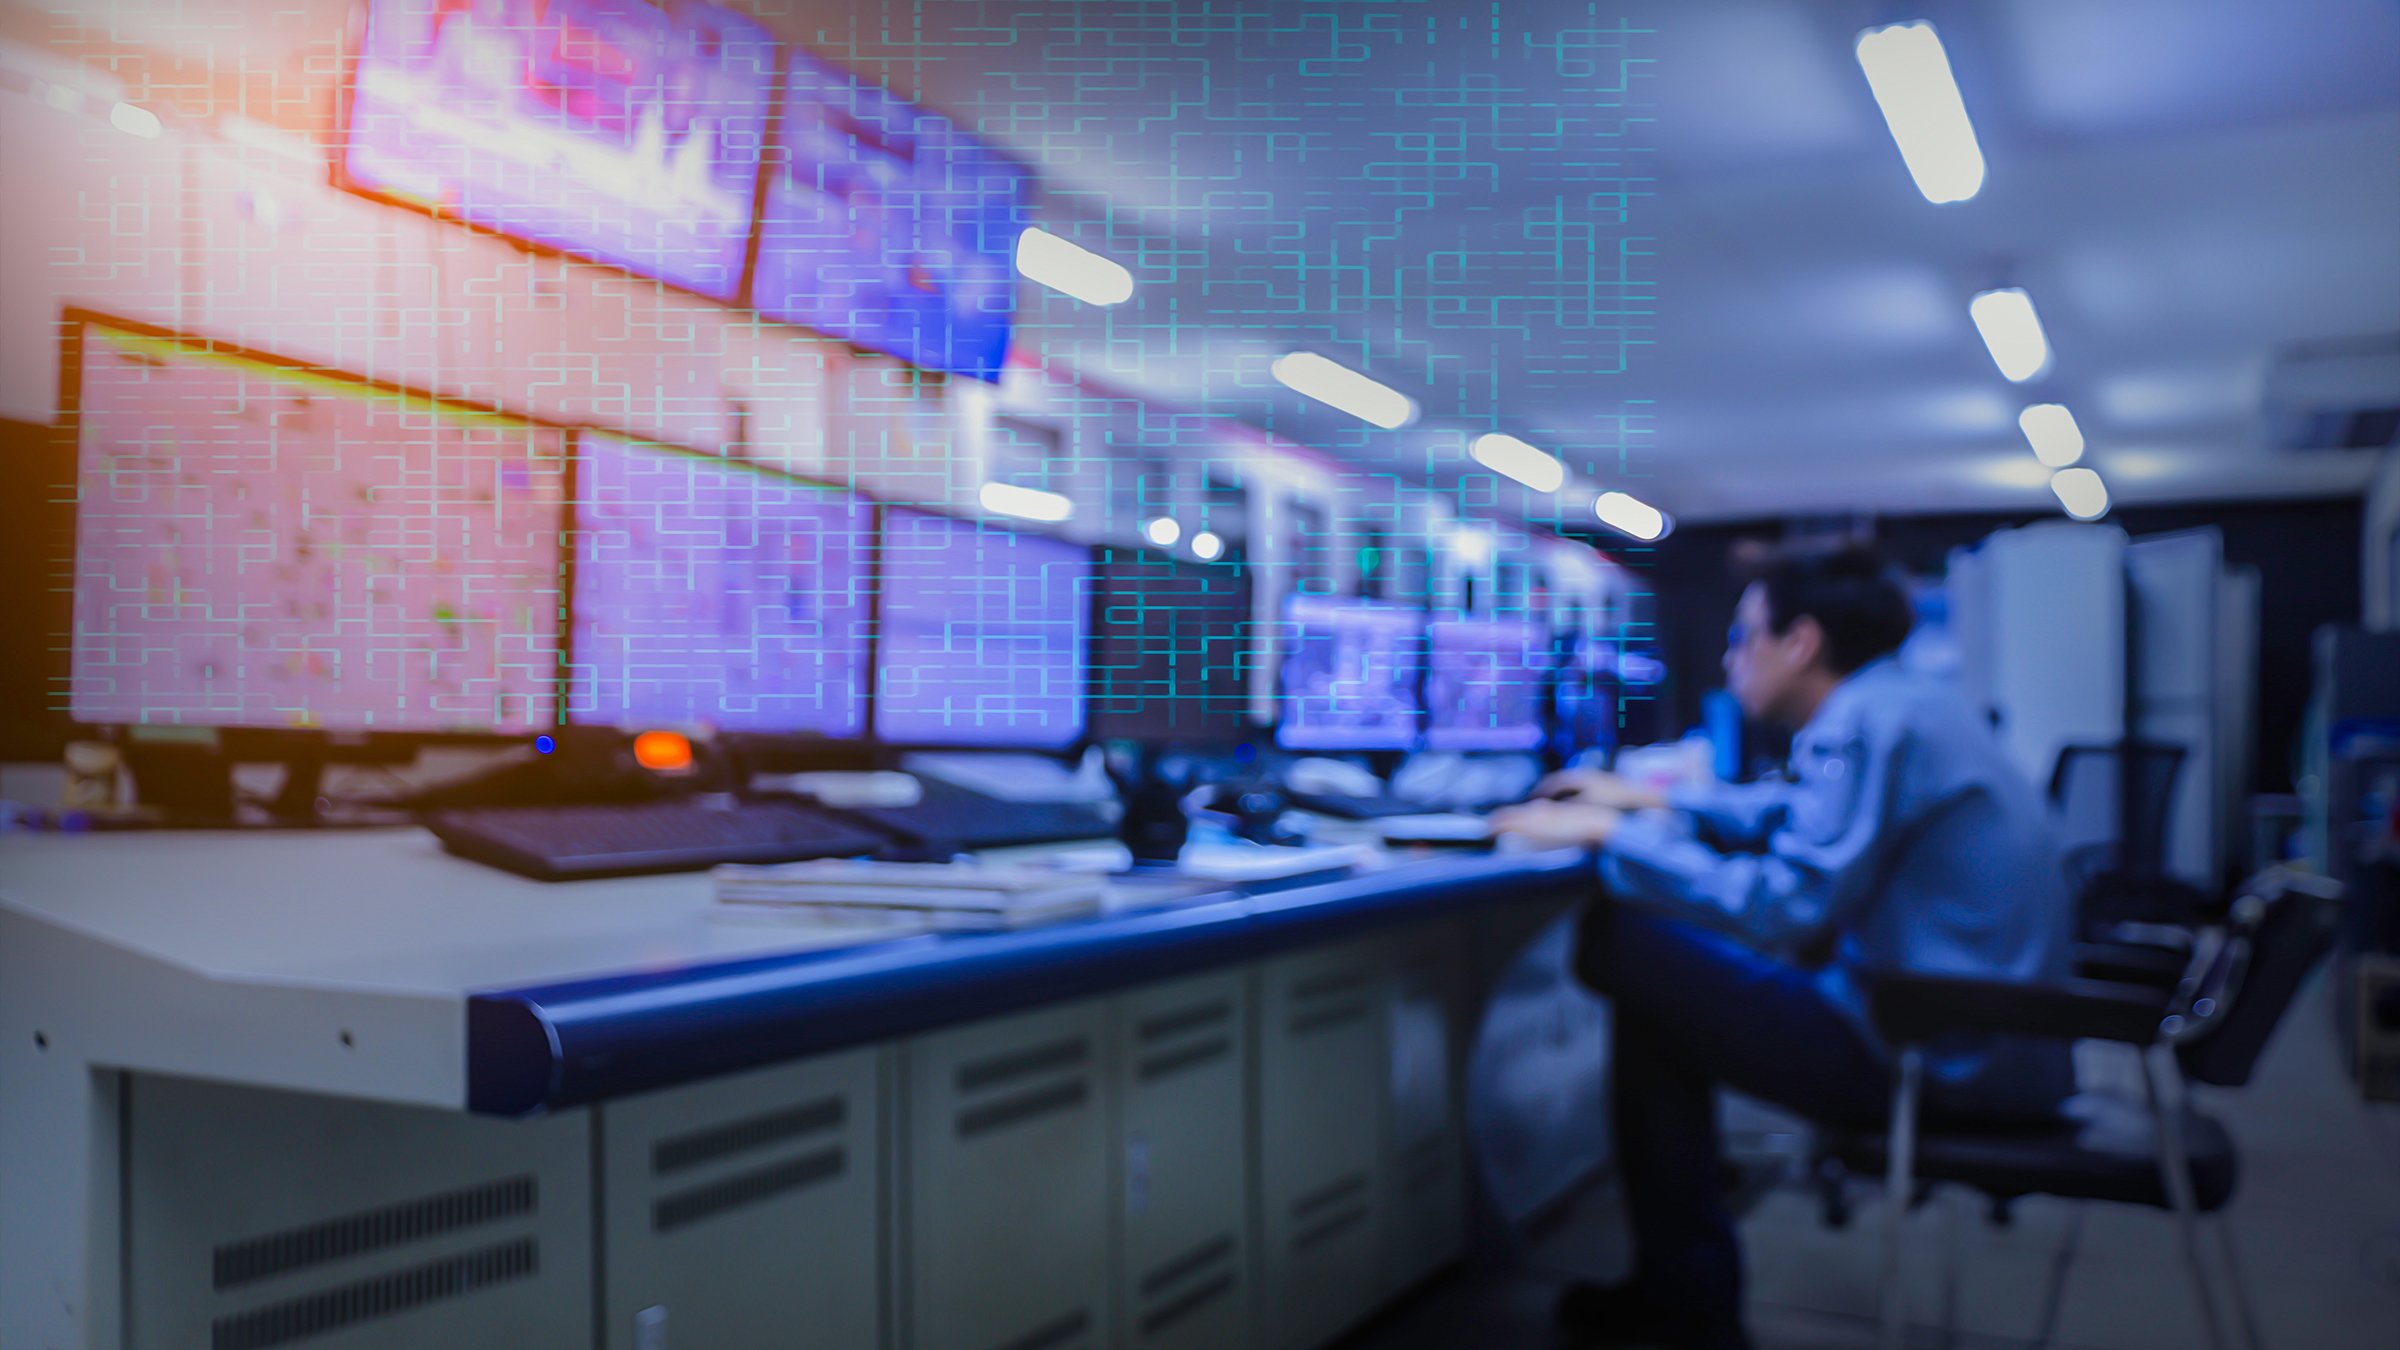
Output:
[
  {"xmin": 345, "ymin": 0, "xmax": 776, "ymax": 300},
  {"xmin": 752, "ymin": 51, "xmax": 1031, "ymax": 382},
  {"xmin": 873, "ymin": 509, "xmax": 1090, "ymax": 748}
]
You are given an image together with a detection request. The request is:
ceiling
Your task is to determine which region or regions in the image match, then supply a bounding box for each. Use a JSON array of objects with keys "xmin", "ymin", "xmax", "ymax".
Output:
[
  {"xmin": 815, "ymin": 0, "xmax": 2400, "ymax": 526},
  {"xmin": 25, "ymin": 0, "xmax": 2400, "ymax": 529}
]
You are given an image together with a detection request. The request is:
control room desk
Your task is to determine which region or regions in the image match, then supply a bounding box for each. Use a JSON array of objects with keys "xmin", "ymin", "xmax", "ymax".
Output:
[{"xmin": 0, "ymin": 829, "xmax": 1596, "ymax": 1350}]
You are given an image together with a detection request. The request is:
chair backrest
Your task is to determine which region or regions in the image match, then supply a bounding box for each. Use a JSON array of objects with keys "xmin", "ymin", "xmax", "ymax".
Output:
[
  {"xmin": 2050, "ymin": 741, "xmax": 2187, "ymax": 877},
  {"xmin": 2174, "ymin": 870, "xmax": 2345, "ymax": 1087}
]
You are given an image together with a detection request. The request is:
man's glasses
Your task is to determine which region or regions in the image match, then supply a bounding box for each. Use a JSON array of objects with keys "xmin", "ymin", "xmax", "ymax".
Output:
[{"xmin": 1726, "ymin": 620, "xmax": 1750, "ymax": 652}]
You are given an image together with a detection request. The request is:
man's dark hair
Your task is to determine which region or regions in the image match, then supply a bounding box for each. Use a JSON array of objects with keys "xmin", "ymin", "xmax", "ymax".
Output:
[{"xmin": 1756, "ymin": 547, "xmax": 1915, "ymax": 674}]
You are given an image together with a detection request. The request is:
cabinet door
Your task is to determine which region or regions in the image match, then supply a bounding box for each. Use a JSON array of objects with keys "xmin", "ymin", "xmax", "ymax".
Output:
[
  {"xmin": 125, "ymin": 1074, "xmax": 590, "ymax": 1350},
  {"xmin": 906, "ymin": 1000, "xmax": 1112, "ymax": 1350},
  {"xmin": 1383, "ymin": 920, "xmax": 1468, "ymax": 1295},
  {"xmin": 599, "ymin": 1049, "xmax": 884, "ymax": 1350},
  {"xmin": 1114, "ymin": 971, "xmax": 1252, "ymax": 1350},
  {"xmin": 1254, "ymin": 941, "xmax": 1387, "ymax": 1350}
]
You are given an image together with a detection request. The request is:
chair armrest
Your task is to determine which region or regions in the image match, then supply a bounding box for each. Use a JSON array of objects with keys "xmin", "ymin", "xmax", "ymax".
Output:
[
  {"xmin": 1866, "ymin": 971, "xmax": 2172, "ymax": 1047},
  {"xmin": 2072, "ymin": 940, "xmax": 2190, "ymax": 989}
]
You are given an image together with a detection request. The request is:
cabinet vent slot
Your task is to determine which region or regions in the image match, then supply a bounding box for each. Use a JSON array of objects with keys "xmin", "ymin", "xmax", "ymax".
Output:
[
  {"xmin": 1139, "ymin": 1233, "xmax": 1234, "ymax": 1296},
  {"xmin": 1292, "ymin": 1206, "xmax": 1370, "ymax": 1255},
  {"xmin": 956, "ymin": 1080, "xmax": 1090, "ymax": 1139},
  {"xmin": 210, "ymin": 1238, "xmax": 535, "ymax": 1350},
  {"xmin": 1137, "ymin": 1001, "xmax": 1230, "ymax": 1045},
  {"xmin": 1291, "ymin": 969, "xmax": 1372, "ymax": 1001},
  {"xmin": 212, "ymin": 1176, "xmax": 535, "ymax": 1291},
  {"xmin": 652, "ymin": 1147, "xmax": 846, "ymax": 1234},
  {"xmin": 1137, "ymin": 1037, "xmax": 1232, "ymax": 1083},
  {"xmin": 1287, "ymin": 1001, "xmax": 1371, "ymax": 1036},
  {"xmin": 653, "ymin": 1097, "xmax": 845, "ymax": 1176},
  {"xmin": 1290, "ymin": 1173, "xmax": 1368, "ymax": 1222},
  {"xmin": 985, "ymin": 1307, "xmax": 1091, "ymax": 1350},
  {"xmin": 957, "ymin": 1037, "xmax": 1089, "ymax": 1093},
  {"xmin": 1139, "ymin": 1273, "xmax": 1235, "ymax": 1338}
]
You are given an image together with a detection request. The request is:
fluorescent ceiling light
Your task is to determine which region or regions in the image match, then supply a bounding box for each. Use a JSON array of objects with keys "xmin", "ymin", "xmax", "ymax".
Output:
[
  {"xmin": 1968, "ymin": 287, "xmax": 2050, "ymax": 383},
  {"xmin": 2050, "ymin": 467, "xmax": 2109, "ymax": 520},
  {"xmin": 1593, "ymin": 491, "xmax": 1668, "ymax": 541},
  {"xmin": 979, "ymin": 480, "xmax": 1073, "ymax": 523},
  {"xmin": 1189, "ymin": 530, "xmax": 1225, "ymax": 561},
  {"xmin": 2017, "ymin": 403, "xmax": 2085, "ymax": 467},
  {"xmin": 1469, "ymin": 433, "xmax": 1566, "ymax": 492},
  {"xmin": 1142, "ymin": 516, "xmax": 1181, "ymax": 547},
  {"xmin": 1014, "ymin": 227, "xmax": 1134, "ymax": 306},
  {"xmin": 1270, "ymin": 352, "xmax": 1417, "ymax": 429},
  {"xmin": 110, "ymin": 101, "xmax": 161, "ymax": 139},
  {"xmin": 1854, "ymin": 22, "xmax": 1986, "ymax": 204}
]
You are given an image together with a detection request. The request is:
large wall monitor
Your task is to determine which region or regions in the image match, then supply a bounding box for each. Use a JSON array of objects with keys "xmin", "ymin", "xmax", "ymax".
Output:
[
  {"xmin": 1274, "ymin": 595, "xmax": 1426, "ymax": 753},
  {"xmin": 752, "ymin": 51, "xmax": 1031, "ymax": 382},
  {"xmin": 1088, "ymin": 548, "xmax": 1255, "ymax": 746},
  {"xmin": 1423, "ymin": 616, "xmax": 1548, "ymax": 752},
  {"xmin": 873, "ymin": 508, "xmax": 1090, "ymax": 749},
  {"xmin": 67, "ymin": 320, "xmax": 568, "ymax": 734},
  {"xmin": 566, "ymin": 431, "xmax": 874, "ymax": 737},
  {"xmin": 344, "ymin": 0, "xmax": 777, "ymax": 300}
]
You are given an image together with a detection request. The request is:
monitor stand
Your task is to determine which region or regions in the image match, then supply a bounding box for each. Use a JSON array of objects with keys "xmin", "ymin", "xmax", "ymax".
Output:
[{"xmin": 121, "ymin": 741, "xmax": 236, "ymax": 821}]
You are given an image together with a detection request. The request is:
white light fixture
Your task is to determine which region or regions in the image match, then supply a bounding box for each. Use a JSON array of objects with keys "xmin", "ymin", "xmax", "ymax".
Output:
[
  {"xmin": 1448, "ymin": 524, "xmax": 1495, "ymax": 567},
  {"xmin": 1014, "ymin": 227, "xmax": 1134, "ymax": 306},
  {"xmin": 1854, "ymin": 22, "xmax": 1986, "ymax": 204},
  {"xmin": 1142, "ymin": 515, "xmax": 1181, "ymax": 548},
  {"xmin": 1968, "ymin": 287, "xmax": 2051, "ymax": 383},
  {"xmin": 1270, "ymin": 351, "xmax": 1417, "ymax": 429},
  {"xmin": 1469, "ymin": 433, "xmax": 1566, "ymax": 492},
  {"xmin": 2017, "ymin": 403, "xmax": 2085, "ymax": 467},
  {"xmin": 979, "ymin": 480, "xmax": 1073, "ymax": 523},
  {"xmin": 110, "ymin": 101, "xmax": 162, "ymax": 139},
  {"xmin": 2050, "ymin": 467, "xmax": 2109, "ymax": 520},
  {"xmin": 1189, "ymin": 530, "xmax": 1226, "ymax": 561},
  {"xmin": 1593, "ymin": 491, "xmax": 1668, "ymax": 541}
]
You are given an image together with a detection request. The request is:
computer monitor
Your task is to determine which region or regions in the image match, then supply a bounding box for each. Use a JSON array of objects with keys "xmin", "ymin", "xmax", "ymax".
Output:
[
  {"xmin": 1424, "ymin": 616, "xmax": 1548, "ymax": 753},
  {"xmin": 66, "ymin": 316, "xmax": 568, "ymax": 740},
  {"xmin": 1088, "ymin": 548, "xmax": 1256, "ymax": 746},
  {"xmin": 566, "ymin": 430, "xmax": 874, "ymax": 740},
  {"xmin": 342, "ymin": 0, "xmax": 776, "ymax": 302},
  {"xmin": 872, "ymin": 507, "xmax": 1090, "ymax": 750},
  {"xmin": 1273, "ymin": 595, "xmax": 1426, "ymax": 753}
]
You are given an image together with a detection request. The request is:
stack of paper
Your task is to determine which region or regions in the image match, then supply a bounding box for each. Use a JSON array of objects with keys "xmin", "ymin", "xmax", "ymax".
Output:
[{"xmin": 713, "ymin": 859, "xmax": 1105, "ymax": 931}]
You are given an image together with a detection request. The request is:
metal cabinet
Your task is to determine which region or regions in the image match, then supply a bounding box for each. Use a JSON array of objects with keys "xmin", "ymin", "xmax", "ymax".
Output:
[
  {"xmin": 598, "ymin": 1048, "xmax": 885, "ymax": 1350},
  {"xmin": 1381, "ymin": 921, "xmax": 1469, "ymax": 1297},
  {"xmin": 1252, "ymin": 940, "xmax": 1388, "ymax": 1350},
  {"xmin": 1112, "ymin": 970, "xmax": 1253, "ymax": 1350},
  {"xmin": 904, "ymin": 999, "xmax": 1113, "ymax": 1350},
  {"xmin": 124, "ymin": 1074, "xmax": 591, "ymax": 1350}
]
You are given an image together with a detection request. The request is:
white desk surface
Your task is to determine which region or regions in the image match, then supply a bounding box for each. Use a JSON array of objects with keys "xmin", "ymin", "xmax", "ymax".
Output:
[{"xmin": 0, "ymin": 827, "xmax": 900, "ymax": 998}]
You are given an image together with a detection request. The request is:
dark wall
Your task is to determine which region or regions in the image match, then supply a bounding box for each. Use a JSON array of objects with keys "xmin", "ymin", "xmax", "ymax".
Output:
[
  {"xmin": 1610, "ymin": 497, "xmax": 2363, "ymax": 795},
  {"xmin": 0, "ymin": 417, "xmax": 74, "ymax": 761}
]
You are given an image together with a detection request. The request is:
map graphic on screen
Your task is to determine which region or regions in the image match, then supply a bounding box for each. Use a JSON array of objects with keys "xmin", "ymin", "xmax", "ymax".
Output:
[
  {"xmin": 873, "ymin": 509, "xmax": 1089, "ymax": 748},
  {"xmin": 1424, "ymin": 616, "xmax": 1548, "ymax": 752},
  {"xmin": 1274, "ymin": 595, "xmax": 1426, "ymax": 753},
  {"xmin": 567, "ymin": 432, "xmax": 873, "ymax": 736},
  {"xmin": 753, "ymin": 51, "xmax": 1032, "ymax": 382},
  {"xmin": 69, "ymin": 324, "xmax": 568, "ymax": 733},
  {"xmin": 345, "ymin": 0, "xmax": 776, "ymax": 300}
]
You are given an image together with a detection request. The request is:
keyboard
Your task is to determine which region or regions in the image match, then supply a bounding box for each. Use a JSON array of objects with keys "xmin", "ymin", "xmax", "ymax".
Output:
[
  {"xmin": 428, "ymin": 799, "xmax": 887, "ymax": 881},
  {"xmin": 1284, "ymin": 789, "xmax": 1431, "ymax": 821},
  {"xmin": 826, "ymin": 779, "xmax": 1117, "ymax": 855}
]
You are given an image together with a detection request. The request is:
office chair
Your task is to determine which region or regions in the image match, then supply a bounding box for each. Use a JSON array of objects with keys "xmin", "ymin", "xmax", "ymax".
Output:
[
  {"xmin": 1816, "ymin": 868, "xmax": 2343, "ymax": 1350},
  {"xmin": 2049, "ymin": 741, "xmax": 2222, "ymax": 939}
]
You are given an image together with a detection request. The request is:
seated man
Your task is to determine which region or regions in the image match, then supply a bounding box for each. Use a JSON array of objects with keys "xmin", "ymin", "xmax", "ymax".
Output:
[{"xmin": 1491, "ymin": 548, "xmax": 2074, "ymax": 1350}]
